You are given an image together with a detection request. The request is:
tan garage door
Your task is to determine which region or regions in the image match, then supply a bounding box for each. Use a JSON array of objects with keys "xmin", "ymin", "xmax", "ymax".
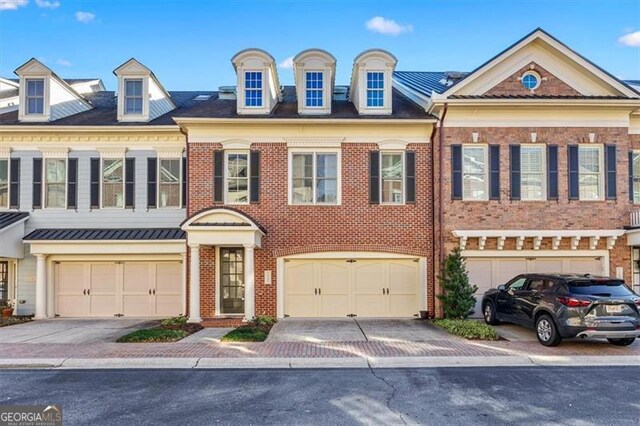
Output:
[
  {"xmin": 55, "ymin": 261, "xmax": 182, "ymax": 317},
  {"xmin": 466, "ymin": 256, "xmax": 603, "ymax": 317},
  {"xmin": 285, "ymin": 258, "xmax": 419, "ymax": 318}
]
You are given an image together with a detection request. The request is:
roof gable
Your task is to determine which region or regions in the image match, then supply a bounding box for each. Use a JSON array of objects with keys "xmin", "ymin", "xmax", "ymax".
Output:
[
  {"xmin": 443, "ymin": 28, "xmax": 640, "ymax": 99},
  {"xmin": 483, "ymin": 62, "xmax": 581, "ymax": 97}
]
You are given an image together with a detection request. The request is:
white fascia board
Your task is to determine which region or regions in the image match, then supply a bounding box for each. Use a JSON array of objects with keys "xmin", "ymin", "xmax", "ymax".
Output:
[
  {"xmin": 452, "ymin": 230, "xmax": 625, "ymax": 238},
  {"xmin": 172, "ymin": 117, "xmax": 436, "ymax": 125},
  {"xmin": 28, "ymin": 240, "xmax": 186, "ymax": 255},
  {"xmin": 0, "ymin": 125, "xmax": 180, "ymax": 132}
]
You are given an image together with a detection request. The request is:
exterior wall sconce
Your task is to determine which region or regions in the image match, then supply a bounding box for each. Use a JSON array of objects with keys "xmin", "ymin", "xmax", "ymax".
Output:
[{"xmin": 471, "ymin": 132, "xmax": 479, "ymax": 143}]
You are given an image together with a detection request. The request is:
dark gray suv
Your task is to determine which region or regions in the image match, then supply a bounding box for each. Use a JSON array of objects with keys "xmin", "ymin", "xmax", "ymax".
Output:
[{"xmin": 481, "ymin": 273, "xmax": 640, "ymax": 346}]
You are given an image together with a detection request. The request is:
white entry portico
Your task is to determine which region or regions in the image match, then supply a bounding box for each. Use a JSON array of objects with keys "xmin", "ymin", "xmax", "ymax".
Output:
[{"xmin": 181, "ymin": 208, "xmax": 265, "ymax": 323}]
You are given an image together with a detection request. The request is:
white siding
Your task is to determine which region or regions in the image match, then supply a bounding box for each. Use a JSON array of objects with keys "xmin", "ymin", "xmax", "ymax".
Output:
[
  {"xmin": 15, "ymin": 251, "xmax": 35, "ymax": 315},
  {"xmin": 49, "ymin": 78, "xmax": 92, "ymax": 121},
  {"xmin": 148, "ymin": 79, "xmax": 175, "ymax": 121}
]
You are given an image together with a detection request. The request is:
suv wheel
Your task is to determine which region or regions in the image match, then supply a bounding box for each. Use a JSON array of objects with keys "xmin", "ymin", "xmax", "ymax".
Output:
[
  {"xmin": 536, "ymin": 314, "xmax": 562, "ymax": 347},
  {"xmin": 607, "ymin": 338, "xmax": 636, "ymax": 346},
  {"xmin": 483, "ymin": 302, "xmax": 500, "ymax": 325}
]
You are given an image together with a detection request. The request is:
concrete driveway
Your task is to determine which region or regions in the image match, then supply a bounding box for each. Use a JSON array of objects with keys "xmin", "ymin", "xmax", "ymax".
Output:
[
  {"xmin": 0, "ymin": 318, "xmax": 157, "ymax": 344},
  {"xmin": 266, "ymin": 318, "xmax": 451, "ymax": 343}
]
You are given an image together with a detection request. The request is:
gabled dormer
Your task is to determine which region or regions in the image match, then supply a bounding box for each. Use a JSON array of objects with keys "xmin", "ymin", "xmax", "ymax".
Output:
[
  {"xmin": 15, "ymin": 58, "xmax": 92, "ymax": 123},
  {"xmin": 231, "ymin": 49, "xmax": 281, "ymax": 115},
  {"xmin": 113, "ymin": 58, "xmax": 176, "ymax": 123},
  {"xmin": 293, "ymin": 49, "xmax": 336, "ymax": 115},
  {"xmin": 349, "ymin": 49, "xmax": 397, "ymax": 115}
]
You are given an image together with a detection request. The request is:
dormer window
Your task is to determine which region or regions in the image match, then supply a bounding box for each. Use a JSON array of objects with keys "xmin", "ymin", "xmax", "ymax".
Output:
[
  {"xmin": 26, "ymin": 79, "xmax": 45, "ymax": 115},
  {"xmin": 305, "ymin": 72, "xmax": 324, "ymax": 107},
  {"xmin": 124, "ymin": 79, "xmax": 143, "ymax": 115},
  {"xmin": 232, "ymin": 49, "xmax": 281, "ymax": 115},
  {"xmin": 349, "ymin": 49, "xmax": 397, "ymax": 115},
  {"xmin": 244, "ymin": 72, "xmax": 263, "ymax": 107},
  {"xmin": 366, "ymin": 72, "xmax": 384, "ymax": 107}
]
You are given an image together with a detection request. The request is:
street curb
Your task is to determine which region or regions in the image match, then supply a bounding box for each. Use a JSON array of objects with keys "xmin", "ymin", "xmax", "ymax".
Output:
[{"xmin": 1, "ymin": 355, "xmax": 639, "ymax": 369}]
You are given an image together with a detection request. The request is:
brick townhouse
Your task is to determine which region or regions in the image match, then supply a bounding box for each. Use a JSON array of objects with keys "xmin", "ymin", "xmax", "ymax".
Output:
[{"xmin": 0, "ymin": 28, "xmax": 639, "ymax": 322}]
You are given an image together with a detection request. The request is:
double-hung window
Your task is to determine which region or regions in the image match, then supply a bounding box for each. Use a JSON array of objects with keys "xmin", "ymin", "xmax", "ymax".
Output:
[
  {"xmin": 578, "ymin": 146, "xmax": 603, "ymax": 200},
  {"xmin": 225, "ymin": 152, "xmax": 249, "ymax": 204},
  {"xmin": 158, "ymin": 158, "xmax": 181, "ymax": 208},
  {"xmin": 102, "ymin": 159, "xmax": 125, "ymax": 208},
  {"xmin": 366, "ymin": 72, "xmax": 384, "ymax": 107},
  {"xmin": 381, "ymin": 152, "xmax": 403, "ymax": 204},
  {"xmin": 26, "ymin": 79, "xmax": 44, "ymax": 115},
  {"xmin": 290, "ymin": 151, "xmax": 339, "ymax": 204},
  {"xmin": 0, "ymin": 159, "xmax": 8, "ymax": 208},
  {"xmin": 124, "ymin": 79, "xmax": 143, "ymax": 115},
  {"xmin": 462, "ymin": 146, "xmax": 488, "ymax": 201},
  {"xmin": 632, "ymin": 152, "xmax": 640, "ymax": 203},
  {"xmin": 44, "ymin": 159, "xmax": 66, "ymax": 208},
  {"xmin": 520, "ymin": 146, "xmax": 545, "ymax": 200},
  {"xmin": 244, "ymin": 72, "xmax": 263, "ymax": 107},
  {"xmin": 305, "ymin": 72, "xmax": 323, "ymax": 107}
]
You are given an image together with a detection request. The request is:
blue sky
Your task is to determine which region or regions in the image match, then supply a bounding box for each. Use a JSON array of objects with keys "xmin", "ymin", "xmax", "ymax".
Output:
[{"xmin": 1, "ymin": 0, "xmax": 639, "ymax": 91}]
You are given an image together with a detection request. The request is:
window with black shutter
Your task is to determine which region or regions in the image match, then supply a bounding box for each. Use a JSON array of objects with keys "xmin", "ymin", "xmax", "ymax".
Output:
[
  {"xmin": 147, "ymin": 157, "xmax": 157, "ymax": 209},
  {"xmin": 67, "ymin": 158, "xmax": 78, "ymax": 209},
  {"xmin": 250, "ymin": 151, "xmax": 260, "ymax": 204},
  {"xmin": 125, "ymin": 158, "xmax": 135, "ymax": 208},
  {"xmin": 451, "ymin": 145, "xmax": 462, "ymax": 200},
  {"xmin": 90, "ymin": 158, "xmax": 100, "ymax": 209},
  {"xmin": 182, "ymin": 157, "xmax": 187, "ymax": 208},
  {"xmin": 9, "ymin": 158, "xmax": 20, "ymax": 209},
  {"xmin": 547, "ymin": 145, "xmax": 558, "ymax": 200},
  {"xmin": 489, "ymin": 145, "xmax": 500, "ymax": 200},
  {"xmin": 605, "ymin": 145, "xmax": 616, "ymax": 200},
  {"xmin": 213, "ymin": 150, "xmax": 224, "ymax": 203},
  {"xmin": 568, "ymin": 145, "xmax": 579, "ymax": 200},
  {"xmin": 369, "ymin": 151, "xmax": 380, "ymax": 204},
  {"xmin": 509, "ymin": 145, "xmax": 521, "ymax": 200},
  {"xmin": 405, "ymin": 151, "xmax": 416, "ymax": 204},
  {"xmin": 32, "ymin": 158, "xmax": 43, "ymax": 209}
]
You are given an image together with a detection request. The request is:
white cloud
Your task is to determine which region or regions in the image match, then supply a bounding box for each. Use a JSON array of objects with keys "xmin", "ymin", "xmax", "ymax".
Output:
[
  {"xmin": 278, "ymin": 56, "xmax": 294, "ymax": 69},
  {"xmin": 36, "ymin": 0, "xmax": 59, "ymax": 9},
  {"xmin": 365, "ymin": 16, "xmax": 412, "ymax": 36},
  {"xmin": 619, "ymin": 31, "xmax": 640, "ymax": 47},
  {"xmin": 57, "ymin": 58, "xmax": 72, "ymax": 66},
  {"xmin": 75, "ymin": 11, "xmax": 95, "ymax": 23},
  {"xmin": 0, "ymin": 0, "xmax": 28, "ymax": 10}
]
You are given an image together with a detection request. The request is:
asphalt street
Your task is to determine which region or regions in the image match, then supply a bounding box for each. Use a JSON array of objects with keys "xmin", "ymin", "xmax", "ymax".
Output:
[{"xmin": 1, "ymin": 367, "xmax": 638, "ymax": 425}]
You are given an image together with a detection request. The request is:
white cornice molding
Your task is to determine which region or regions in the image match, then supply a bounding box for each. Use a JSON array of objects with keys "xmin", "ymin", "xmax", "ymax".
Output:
[
  {"xmin": 38, "ymin": 147, "xmax": 69, "ymax": 158},
  {"xmin": 1, "ymin": 134, "xmax": 184, "ymax": 144},
  {"xmin": 97, "ymin": 146, "xmax": 127, "ymax": 158},
  {"xmin": 286, "ymin": 137, "xmax": 344, "ymax": 148},
  {"xmin": 154, "ymin": 147, "xmax": 185, "ymax": 158}
]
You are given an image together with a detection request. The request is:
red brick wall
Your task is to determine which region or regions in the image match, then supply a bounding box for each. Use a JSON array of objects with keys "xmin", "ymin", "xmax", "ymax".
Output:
[
  {"xmin": 484, "ymin": 62, "xmax": 581, "ymax": 97},
  {"xmin": 188, "ymin": 141, "xmax": 434, "ymax": 317}
]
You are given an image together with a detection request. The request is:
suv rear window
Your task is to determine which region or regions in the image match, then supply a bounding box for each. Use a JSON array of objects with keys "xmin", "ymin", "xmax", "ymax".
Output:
[{"xmin": 568, "ymin": 280, "xmax": 636, "ymax": 297}]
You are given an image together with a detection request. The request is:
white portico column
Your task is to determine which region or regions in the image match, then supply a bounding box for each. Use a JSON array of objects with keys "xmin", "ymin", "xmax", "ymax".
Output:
[
  {"xmin": 244, "ymin": 244, "xmax": 255, "ymax": 320},
  {"xmin": 34, "ymin": 254, "xmax": 47, "ymax": 319},
  {"xmin": 188, "ymin": 244, "xmax": 202, "ymax": 323}
]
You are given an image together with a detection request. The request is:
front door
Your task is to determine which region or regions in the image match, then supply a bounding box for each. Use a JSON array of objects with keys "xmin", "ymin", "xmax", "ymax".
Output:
[
  {"xmin": 220, "ymin": 247, "xmax": 245, "ymax": 314},
  {"xmin": 0, "ymin": 261, "xmax": 8, "ymax": 303}
]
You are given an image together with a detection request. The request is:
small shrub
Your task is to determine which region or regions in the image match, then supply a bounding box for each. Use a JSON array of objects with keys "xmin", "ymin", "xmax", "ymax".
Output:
[
  {"xmin": 117, "ymin": 328, "xmax": 187, "ymax": 343},
  {"xmin": 437, "ymin": 247, "xmax": 478, "ymax": 319},
  {"xmin": 161, "ymin": 316, "xmax": 188, "ymax": 328},
  {"xmin": 221, "ymin": 327, "xmax": 268, "ymax": 342},
  {"xmin": 251, "ymin": 315, "xmax": 276, "ymax": 328},
  {"xmin": 433, "ymin": 319, "xmax": 499, "ymax": 341}
]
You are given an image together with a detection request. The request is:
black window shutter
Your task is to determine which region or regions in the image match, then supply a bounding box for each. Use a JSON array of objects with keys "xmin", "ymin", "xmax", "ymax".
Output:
[
  {"xmin": 250, "ymin": 151, "xmax": 260, "ymax": 204},
  {"xmin": 451, "ymin": 145, "xmax": 462, "ymax": 200},
  {"xmin": 125, "ymin": 158, "xmax": 135, "ymax": 208},
  {"xmin": 629, "ymin": 151, "xmax": 634, "ymax": 202},
  {"xmin": 213, "ymin": 150, "xmax": 224, "ymax": 203},
  {"xmin": 182, "ymin": 157, "xmax": 187, "ymax": 208},
  {"xmin": 369, "ymin": 151, "xmax": 380, "ymax": 204},
  {"xmin": 547, "ymin": 145, "xmax": 559, "ymax": 200},
  {"xmin": 489, "ymin": 145, "xmax": 500, "ymax": 200},
  {"xmin": 32, "ymin": 158, "xmax": 42, "ymax": 209},
  {"xmin": 90, "ymin": 158, "xmax": 100, "ymax": 209},
  {"xmin": 67, "ymin": 158, "xmax": 78, "ymax": 209},
  {"xmin": 405, "ymin": 151, "xmax": 416, "ymax": 204},
  {"xmin": 9, "ymin": 158, "xmax": 20, "ymax": 209},
  {"xmin": 605, "ymin": 145, "xmax": 616, "ymax": 200},
  {"xmin": 568, "ymin": 145, "xmax": 579, "ymax": 200},
  {"xmin": 509, "ymin": 145, "xmax": 521, "ymax": 201},
  {"xmin": 147, "ymin": 157, "xmax": 157, "ymax": 209}
]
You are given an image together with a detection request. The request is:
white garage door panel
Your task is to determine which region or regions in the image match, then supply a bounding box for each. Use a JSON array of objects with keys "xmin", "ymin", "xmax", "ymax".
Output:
[
  {"xmin": 56, "ymin": 261, "xmax": 183, "ymax": 317},
  {"xmin": 466, "ymin": 256, "xmax": 604, "ymax": 318},
  {"xmin": 285, "ymin": 258, "xmax": 419, "ymax": 318}
]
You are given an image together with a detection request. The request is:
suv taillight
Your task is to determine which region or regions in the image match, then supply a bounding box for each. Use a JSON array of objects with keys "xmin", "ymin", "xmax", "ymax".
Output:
[
  {"xmin": 635, "ymin": 300, "xmax": 640, "ymax": 307},
  {"xmin": 557, "ymin": 297, "xmax": 592, "ymax": 308}
]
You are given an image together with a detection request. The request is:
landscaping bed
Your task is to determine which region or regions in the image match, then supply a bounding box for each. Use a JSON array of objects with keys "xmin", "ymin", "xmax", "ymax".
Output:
[
  {"xmin": 221, "ymin": 316, "xmax": 276, "ymax": 342},
  {"xmin": 433, "ymin": 319, "xmax": 500, "ymax": 341},
  {"xmin": 0, "ymin": 315, "xmax": 33, "ymax": 328},
  {"xmin": 117, "ymin": 316, "xmax": 203, "ymax": 343}
]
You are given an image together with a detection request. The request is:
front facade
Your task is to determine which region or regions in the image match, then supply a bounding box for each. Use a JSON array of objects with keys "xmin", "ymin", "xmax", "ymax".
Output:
[{"xmin": 1, "ymin": 29, "xmax": 639, "ymax": 323}]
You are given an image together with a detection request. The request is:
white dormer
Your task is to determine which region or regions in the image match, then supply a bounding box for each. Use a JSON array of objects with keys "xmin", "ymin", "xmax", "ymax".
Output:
[
  {"xmin": 231, "ymin": 49, "xmax": 281, "ymax": 115},
  {"xmin": 14, "ymin": 58, "xmax": 92, "ymax": 122},
  {"xmin": 292, "ymin": 49, "xmax": 336, "ymax": 115},
  {"xmin": 113, "ymin": 58, "xmax": 176, "ymax": 123},
  {"xmin": 349, "ymin": 49, "xmax": 397, "ymax": 115}
]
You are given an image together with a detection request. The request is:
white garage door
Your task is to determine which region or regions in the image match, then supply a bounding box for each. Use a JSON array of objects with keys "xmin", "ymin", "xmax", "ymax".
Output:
[
  {"xmin": 466, "ymin": 256, "xmax": 603, "ymax": 317},
  {"xmin": 55, "ymin": 261, "xmax": 183, "ymax": 317},
  {"xmin": 285, "ymin": 258, "xmax": 420, "ymax": 318}
]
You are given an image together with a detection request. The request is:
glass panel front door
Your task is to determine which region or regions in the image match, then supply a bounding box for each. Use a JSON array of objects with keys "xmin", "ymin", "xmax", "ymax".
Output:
[
  {"xmin": 220, "ymin": 248, "xmax": 245, "ymax": 314},
  {"xmin": 0, "ymin": 261, "xmax": 8, "ymax": 303}
]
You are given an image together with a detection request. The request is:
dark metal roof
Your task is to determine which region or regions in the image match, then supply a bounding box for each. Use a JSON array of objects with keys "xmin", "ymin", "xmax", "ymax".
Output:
[
  {"xmin": 23, "ymin": 228, "xmax": 186, "ymax": 241},
  {"xmin": 448, "ymin": 94, "xmax": 631, "ymax": 100},
  {"xmin": 0, "ymin": 212, "xmax": 29, "ymax": 230},
  {"xmin": 393, "ymin": 71, "xmax": 461, "ymax": 97}
]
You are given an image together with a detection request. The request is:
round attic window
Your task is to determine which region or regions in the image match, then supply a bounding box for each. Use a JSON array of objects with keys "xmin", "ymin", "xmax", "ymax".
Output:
[{"xmin": 521, "ymin": 71, "xmax": 541, "ymax": 90}]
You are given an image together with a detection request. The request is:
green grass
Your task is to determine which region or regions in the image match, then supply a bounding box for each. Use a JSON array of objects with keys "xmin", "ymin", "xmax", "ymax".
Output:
[
  {"xmin": 220, "ymin": 326, "xmax": 268, "ymax": 342},
  {"xmin": 433, "ymin": 319, "xmax": 500, "ymax": 341},
  {"xmin": 117, "ymin": 328, "xmax": 187, "ymax": 343}
]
